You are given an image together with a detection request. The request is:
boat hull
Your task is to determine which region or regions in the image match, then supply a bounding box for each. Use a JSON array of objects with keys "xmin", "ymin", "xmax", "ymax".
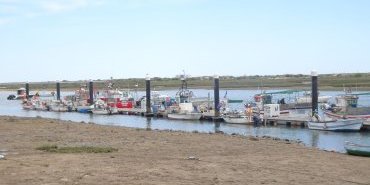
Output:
[
  {"xmin": 308, "ymin": 119, "xmax": 363, "ymax": 131},
  {"xmin": 92, "ymin": 108, "xmax": 117, "ymax": 115},
  {"xmin": 345, "ymin": 143, "xmax": 370, "ymax": 157},
  {"xmin": 296, "ymin": 96, "xmax": 331, "ymax": 104},
  {"xmin": 223, "ymin": 117, "xmax": 253, "ymax": 125},
  {"xmin": 22, "ymin": 105, "xmax": 34, "ymax": 110},
  {"xmin": 92, "ymin": 110, "xmax": 110, "ymax": 115},
  {"xmin": 325, "ymin": 111, "xmax": 370, "ymax": 130},
  {"xmin": 50, "ymin": 106, "xmax": 69, "ymax": 112},
  {"xmin": 77, "ymin": 106, "xmax": 92, "ymax": 113},
  {"xmin": 168, "ymin": 113, "xmax": 202, "ymax": 120}
]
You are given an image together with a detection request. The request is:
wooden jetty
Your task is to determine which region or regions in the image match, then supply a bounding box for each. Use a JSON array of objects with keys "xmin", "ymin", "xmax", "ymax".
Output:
[
  {"xmin": 118, "ymin": 108, "xmax": 145, "ymax": 114},
  {"xmin": 118, "ymin": 108, "xmax": 167, "ymax": 117},
  {"xmin": 265, "ymin": 114, "xmax": 309, "ymax": 127}
]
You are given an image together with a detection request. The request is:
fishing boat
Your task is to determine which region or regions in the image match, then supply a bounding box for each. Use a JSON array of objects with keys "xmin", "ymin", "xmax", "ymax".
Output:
[
  {"xmin": 168, "ymin": 112, "xmax": 202, "ymax": 120},
  {"xmin": 167, "ymin": 73, "xmax": 203, "ymax": 120},
  {"xmin": 345, "ymin": 142, "xmax": 370, "ymax": 157},
  {"xmin": 295, "ymin": 91, "xmax": 331, "ymax": 104},
  {"xmin": 8, "ymin": 88, "xmax": 27, "ymax": 100},
  {"xmin": 254, "ymin": 90, "xmax": 310, "ymax": 112},
  {"xmin": 33, "ymin": 100, "xmax": 49, "ymax": 111},
  {"xmin": 223, "ymin": 115, "xmax": 253, "ymax": 125},
  {"xmin": 22, "ymin": 100, "xmax": 34, "ymax": 110},
  {"xmin": 168, "ymin": 102, "xmax": 202, "ymax": 120},
  {"xmin": 92, "ymin": 108, "xmax": 115, "ymax": 115},
  {"xmin": 22, "ymin": 94, "xmax": 49, "ymax": 111},
  {"xmin": 324, "ymin": 92, "xmax": 370, "ymax": 129},
  {"xmin": 49, "ymin": 100, "xmax": 71, "ymax": 112},
  {"xmin": 308, "ymin": 117, "xmax": 363, "ymax": 131},
  {"xmin": 72, "ymin": 84, "xmax": 93, "ymax": 113},
  {"xmin": 92, "ymin": 99, "xmax": 117, "ymax": 115},
  {"xmin": 325, "ymin": 111, "xmax": 370, "ymax": 129}
]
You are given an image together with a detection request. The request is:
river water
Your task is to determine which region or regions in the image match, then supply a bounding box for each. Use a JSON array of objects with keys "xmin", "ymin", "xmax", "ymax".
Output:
[{"xmin": 1, "ymin": 89, "xmax": 369, "ymax": 153}]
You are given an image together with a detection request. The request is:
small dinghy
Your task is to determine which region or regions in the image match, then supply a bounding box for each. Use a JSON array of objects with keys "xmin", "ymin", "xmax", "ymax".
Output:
[{"xmin": 345, "ymin": 142, "xmax": 370, "ymax": 157}]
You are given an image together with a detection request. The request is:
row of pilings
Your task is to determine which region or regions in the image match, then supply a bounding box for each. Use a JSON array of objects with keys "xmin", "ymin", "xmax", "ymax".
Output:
[{"xmin": 23, "ymin": 72, "xmax": 319, "ymax": 117}]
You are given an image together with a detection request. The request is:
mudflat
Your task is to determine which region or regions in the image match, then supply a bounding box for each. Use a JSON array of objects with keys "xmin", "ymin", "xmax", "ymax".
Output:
[{"xmin": 0, "ymin": 116, "xmax": 369, "ymax": 185}]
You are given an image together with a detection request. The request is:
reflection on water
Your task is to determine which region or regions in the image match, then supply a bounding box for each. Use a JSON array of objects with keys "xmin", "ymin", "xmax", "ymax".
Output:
[
  {"xmin": 0, "ymin": 90, "xmax": 369, "ymax": 153},
  {"xmin": 146, "ymin": 117, "xmax": 152, "ymax": 130},
  {"xmin": 310, "ymin": 131, "xmax": 320, "ymax": 148}
]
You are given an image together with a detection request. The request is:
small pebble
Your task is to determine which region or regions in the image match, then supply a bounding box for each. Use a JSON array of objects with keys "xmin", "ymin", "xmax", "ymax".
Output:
[{"xmin": 187, "ymin": 156, "xmax": 200, "ymax": 161}]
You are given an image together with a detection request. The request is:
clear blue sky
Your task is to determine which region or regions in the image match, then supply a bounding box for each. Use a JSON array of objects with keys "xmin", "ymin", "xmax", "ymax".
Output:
[{"xmin": 1, "ymin": 0, "xmax": 370, "ymax": 82}]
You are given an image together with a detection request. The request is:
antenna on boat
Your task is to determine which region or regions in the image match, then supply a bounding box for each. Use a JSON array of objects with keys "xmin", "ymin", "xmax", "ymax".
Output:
[
  {"xmin": 107, "ymin": 77, "xmax": 114, "ymax": 90},
  {"xmin": 180, "ymin": 70, "xmax": 188, "ymax": 90}
]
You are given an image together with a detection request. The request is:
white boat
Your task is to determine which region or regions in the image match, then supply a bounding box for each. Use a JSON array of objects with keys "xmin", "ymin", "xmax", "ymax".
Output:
[
  {"xmin": 21, "ymin": 96, "xmax": 48, "ymax": 110},
  {"xmin": 296, "ymin": 92, "xmax": 331, "ymax": 104},
  {"xmin": 50, "ymin": 105, "xmax": 69, "ymax": 112},
  {"xmin": 223, "ymin": 115, "xmax": 253, "ymax": 125},
  {"xmin": 308, "ymin": 118, "xmax": 363, "ymax": 131},
  {"xmin": 168, "ymin": 112, "xmax": 202, "ymax": 120},
  {"xmin": 167, "ymin": 102, "xmax": 202, "ymax": 120},
  {"xmin": 22, "ymin": 102, "xmax": 34, "ymax": 110},
  {"xmin": 92, "ymin": 109, "xmax": 112, "ymax": 115},
  {"xmin": 324, "ymin": 93, "xmax": 370, "ymax": 130},
  {"xmin": 49, "ymin": 100, "xmax": 70, "ymax": 112},
  {"xmin": 91, "ymin": 99, "xmax": 118, "ymax": 115},
  {"xmin": 92, "ymin": 107, "xmax": 118, "ymax": 115}
]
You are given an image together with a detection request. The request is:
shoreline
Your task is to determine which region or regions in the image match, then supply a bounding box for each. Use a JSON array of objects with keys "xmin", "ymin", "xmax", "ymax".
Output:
[
  {"xmin": 2, "ymin": 86, "xmax": 370, "ymax": 92},
  {"xmin": 0, "ymin": 116, "xmax": 369, "ymax": 184}
]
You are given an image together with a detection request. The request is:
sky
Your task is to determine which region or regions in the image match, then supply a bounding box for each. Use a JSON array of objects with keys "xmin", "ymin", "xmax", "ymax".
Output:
[{"xmin": 0, "ymin": 0, "xmax": 370, "ymax": 82}]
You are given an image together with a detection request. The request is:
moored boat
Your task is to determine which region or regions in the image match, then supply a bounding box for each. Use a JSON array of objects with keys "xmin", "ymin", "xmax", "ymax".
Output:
[
  {"xmin": 22, "ymin": 101, "xmax": 35, "ymax": 110},
  {"xmin": 168, "ymin": 112, "xmax": 202, "ymax": 120},
  {"xmin": 295, "ymin": 91, "xmax": 331, "ymax": 104},
  {"xmin": 92, "ymin": 99, "xmax": 117, "ymax": 115},
  {"xmin": 49, "ymin": 100, "xmax": 70, "ymax": 112},
  {"xmin": 345, "ymin": 142, "xmax": 370, "ymax": 157},
  {"xmin": 77, "ymin": 105, "xmax": 92, "ymax": 113},
  {"xmin": 223, "ymin": 115, "xmax": 253, "ymax": 125},
  {"xmin": 92, "ymin": 108, "xmax": 114, "ymax": 115},
  {"xmin": 324, "ymin": 92, "xmax": 370, "ymax": 130},
  {"xmin": 308, "ymin": 118, "xmax": 363, "ymax": 131}
]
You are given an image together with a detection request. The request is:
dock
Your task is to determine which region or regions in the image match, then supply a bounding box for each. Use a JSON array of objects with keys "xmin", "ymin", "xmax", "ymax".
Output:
[
  {"xmin": 118, "ymin": 108, "xmax": 145, "ymax": 115},
  {"xmin": 265, "ymin": 114, "xmax": 309, "ymax": 127}
]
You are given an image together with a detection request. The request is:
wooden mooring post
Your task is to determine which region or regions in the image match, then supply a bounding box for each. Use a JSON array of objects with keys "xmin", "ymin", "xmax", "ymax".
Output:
[
  {"xmin": 25, "ymin": 82, "xmax": 29, "ymax": 100},
  {"xmin": 145, "ymin": 75, "xmax": 154, "ymax": 117},
  {"xmin": 56, "ymin": 81, "xmax": 61, "ymax": 101},
  {"xmin": 214, "ymin": 75, "xmax": 220, "ymax": 118},
  {"xmin": 311, "ymin": 71, "xmax": 318, "ymax": 116}
]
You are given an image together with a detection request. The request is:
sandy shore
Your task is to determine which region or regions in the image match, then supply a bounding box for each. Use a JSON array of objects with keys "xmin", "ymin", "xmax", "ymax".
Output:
[{"xmin": 0, "ymin": 116, "xmax": 369, "ymax": 185}]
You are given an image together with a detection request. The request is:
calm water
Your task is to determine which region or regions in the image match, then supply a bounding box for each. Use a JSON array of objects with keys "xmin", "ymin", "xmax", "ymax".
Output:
[{"xmin": 1, "ymin": 90, "xmax": 369, "ymax": 153}]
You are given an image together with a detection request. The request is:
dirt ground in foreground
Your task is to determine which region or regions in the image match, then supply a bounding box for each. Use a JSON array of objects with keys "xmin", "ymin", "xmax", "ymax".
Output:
[{"xmin": 0, "ymin": 116, "xmax": 369, "ymax": 185}]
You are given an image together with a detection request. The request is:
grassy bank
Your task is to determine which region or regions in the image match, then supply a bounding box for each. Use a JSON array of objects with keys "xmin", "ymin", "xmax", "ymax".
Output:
[{"xmin": 1, "ymin": 73, "xmax": 370, "ymax": 91}]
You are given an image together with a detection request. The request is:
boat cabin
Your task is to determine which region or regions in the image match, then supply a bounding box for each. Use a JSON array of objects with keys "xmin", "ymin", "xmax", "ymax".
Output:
[{"xmin": 336, "ymin": 95, "xmax": 359, "ymax": 111}]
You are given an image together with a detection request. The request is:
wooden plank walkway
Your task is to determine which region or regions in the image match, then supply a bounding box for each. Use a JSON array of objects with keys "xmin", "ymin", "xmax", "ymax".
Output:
[
  {"xmin": 265, "ymin": 114, "xmax": 309, "ymax": 127},
  {"xmin": 117, "ymin": 108, "xmax": 146, "ymax": 116}
]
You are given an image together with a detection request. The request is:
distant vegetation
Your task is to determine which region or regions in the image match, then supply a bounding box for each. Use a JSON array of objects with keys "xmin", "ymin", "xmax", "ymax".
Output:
[
  {"xmin": 1, "ymin": 73, "xmax": 370, "ymax": 91},
  {"xmin": 36, "ymin": 144, "xmax": 118, "ymax": 153}
]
